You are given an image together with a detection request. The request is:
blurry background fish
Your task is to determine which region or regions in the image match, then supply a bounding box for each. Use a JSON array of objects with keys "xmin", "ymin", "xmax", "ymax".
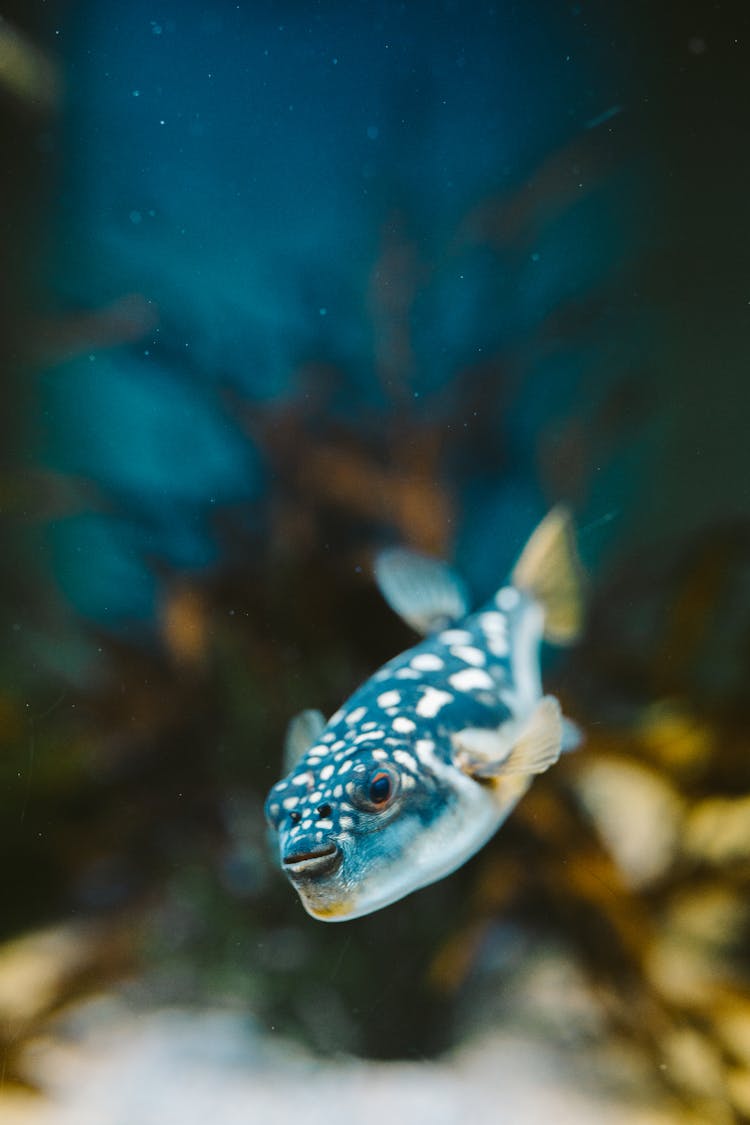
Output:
[{"xmin": 1, "ymin": 1, "xmax": 750, "ymax": 1122}]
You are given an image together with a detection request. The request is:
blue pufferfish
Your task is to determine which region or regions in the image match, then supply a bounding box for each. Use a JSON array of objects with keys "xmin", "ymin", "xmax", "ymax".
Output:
[{"xmin": 265, "ymin": 508, "xmax": 584, "ymax": 921}]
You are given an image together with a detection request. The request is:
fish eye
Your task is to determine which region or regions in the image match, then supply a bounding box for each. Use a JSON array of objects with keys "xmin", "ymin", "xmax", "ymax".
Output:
[
  {"xmin": 350, "ymin": 765, "xmax": 399, "ymax": 814},
  {"xmin": 369, "ymin": 772, "xmax": 391, "ymax": 805}
]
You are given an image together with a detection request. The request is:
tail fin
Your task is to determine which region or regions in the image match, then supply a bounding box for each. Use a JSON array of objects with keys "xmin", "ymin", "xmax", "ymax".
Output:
[{"xmin": 511, "ymin": 506, "xmax": 585, "ymax": 645}]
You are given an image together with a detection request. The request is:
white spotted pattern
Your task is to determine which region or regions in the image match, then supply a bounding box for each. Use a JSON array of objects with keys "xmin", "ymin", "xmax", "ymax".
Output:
[
  {"xmin": 393, "ymin": 749, "xmax": 418, "ymax": 772},
  {"xmin": 416, "ymin": 687, "xmax": 453, "ymax": 717},
  {"xmin": 449, "ymin": 667, "xmax": 495, "ymax": 692},
  {"xmin": 377, "ymin": 690, "xmax": 401, "ymax": 708},
  {"xmin": 346, "ymin": 707, "xmax": 367, "ymax": 725},
  {"xmin": 451, "ymin": 645, "xmax": 486, "ymax": 666},
  {"xmin": 354, "ymin": 730, "xmax": 385, "ymax": 744},
  {"xmin": 438, "ymin": 629, "xmax": 473, "ymax": 645},
  {"xmin": 480, "ymin": 611, "xmax": 507, "ymax": 634},
  {"xmin": 411, "ymin": 653, "xmax": 444, "ymax": 671},
  {"xmin": 392, "ymin": 716, "xmax": 416, "ymax": 733},
  {"xmin": 415, "ymin": 739, "xmax": 437, "ymax": 765},
  {"xmin": 496, "ymin": 586, "xmax": 521, "ymax": 611}
]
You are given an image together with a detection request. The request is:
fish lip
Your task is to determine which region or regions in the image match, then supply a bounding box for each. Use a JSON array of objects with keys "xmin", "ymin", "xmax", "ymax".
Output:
[{"xmin": 282, "ymin": 842, "xmax": 342, "ymax": 881}]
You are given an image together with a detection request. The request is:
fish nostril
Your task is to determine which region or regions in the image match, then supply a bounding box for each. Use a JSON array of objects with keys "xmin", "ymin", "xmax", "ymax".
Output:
[
  {"xmin": 317, "ymin": 803, "xmax": 332, "ymax": 819},
  {"xmin": 289, "ymin": 811, "xmax": 301, "ymax": 825}
]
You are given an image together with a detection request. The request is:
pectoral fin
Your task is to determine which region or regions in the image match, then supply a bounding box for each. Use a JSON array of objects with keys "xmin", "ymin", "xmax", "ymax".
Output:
[
  {"xmin": 374, "ymin": 547, "xmax": 470, "ymax": 635},
  {"xmin": 562, "ymin": 717, "xmax": 583, "ymax": 753},
  {"xmin": 452, "ymin": 696, "xmax": 563, "ymax": 779},
  {"xmin": 284, "ymin": 709, "xmax": 326, "ymax": 772},
  {"xmin": 510, "ymin": 506, "xmax": 585, "ymax": 646}
]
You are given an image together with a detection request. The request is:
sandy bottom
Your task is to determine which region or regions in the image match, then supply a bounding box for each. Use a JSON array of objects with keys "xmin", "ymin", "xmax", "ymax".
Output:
[{"xmin": 0, "ymin": 998, "xmax": 682, "ymax": 1125}]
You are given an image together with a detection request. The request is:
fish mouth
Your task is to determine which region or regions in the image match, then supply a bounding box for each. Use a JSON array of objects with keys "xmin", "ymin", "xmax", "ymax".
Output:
[{"xmin": 282, "ymin": 842, "xmax": 342, "ymax": 880}]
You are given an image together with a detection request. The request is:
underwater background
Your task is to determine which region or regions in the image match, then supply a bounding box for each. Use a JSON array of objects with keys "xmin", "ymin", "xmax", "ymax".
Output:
[{"xmin": 1, "ymin": 1, "xmax": 750, "ymax": 1121}]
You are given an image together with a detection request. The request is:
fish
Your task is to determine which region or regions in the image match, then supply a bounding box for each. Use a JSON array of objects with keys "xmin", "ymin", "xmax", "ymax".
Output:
[{"xmin": 264, "ymin": 507, "xmax": 584, "ymax": 921}]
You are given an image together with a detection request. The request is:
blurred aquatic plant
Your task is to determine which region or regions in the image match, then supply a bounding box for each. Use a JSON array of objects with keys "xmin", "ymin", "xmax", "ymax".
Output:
[
  {"xmin": 6, "ymin": 513, "xmax": 750, "ymax": 1120},
  {"xmin": 7, "ymin": 417, "xmax": 750, "ymax": 1104},
  {"xmin": 0, "ymin": 15, "xmax": 59, "ymax": 111}
]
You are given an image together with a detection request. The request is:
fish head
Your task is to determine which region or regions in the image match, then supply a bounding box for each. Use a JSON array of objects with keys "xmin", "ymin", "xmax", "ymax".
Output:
[{"xmin": 264, "ymin": 737, "xmax": 485, "ymax": 921}]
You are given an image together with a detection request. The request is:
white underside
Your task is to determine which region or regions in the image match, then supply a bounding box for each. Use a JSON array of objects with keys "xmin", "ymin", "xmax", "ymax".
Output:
[{"xmin": 310, "ymin": 749, "xmax": 531, "ymax": 922}]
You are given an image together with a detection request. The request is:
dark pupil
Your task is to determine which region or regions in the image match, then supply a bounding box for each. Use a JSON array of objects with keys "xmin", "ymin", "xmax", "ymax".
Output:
[{"xmin": 369, "ymin": 772, "xmax": 391, "ymax": 804}]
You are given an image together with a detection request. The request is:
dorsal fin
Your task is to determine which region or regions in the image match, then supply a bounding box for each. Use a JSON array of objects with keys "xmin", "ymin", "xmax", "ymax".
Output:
[
  {"xmin": 510, "ymin": 506, "xmax": 585, "ymax": 646},
  {"xmin": 284, "ymin": 709, "xmax": 326, "ymax": 772},
  {"xmin": 374, "ymin": 547, "xmax": 470, "ymax": 636}
]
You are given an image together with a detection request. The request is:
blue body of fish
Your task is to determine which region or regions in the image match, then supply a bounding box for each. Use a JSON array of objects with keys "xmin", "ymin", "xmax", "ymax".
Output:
[{"xmin": 265, "ymin": 509, "xmax": 582, "ymax": 920}]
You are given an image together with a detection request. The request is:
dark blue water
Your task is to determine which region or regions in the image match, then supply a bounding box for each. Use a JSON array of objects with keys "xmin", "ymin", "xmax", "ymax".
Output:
[{"xmin": 40, "ymin": 1, "xmax": 640, "ymax": 626}]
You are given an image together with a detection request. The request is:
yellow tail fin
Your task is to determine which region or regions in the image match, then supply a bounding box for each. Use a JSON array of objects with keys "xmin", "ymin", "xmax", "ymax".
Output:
[{"xmin": 510, "ymin": 506, "xmax": 585, "ymax": 645}]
